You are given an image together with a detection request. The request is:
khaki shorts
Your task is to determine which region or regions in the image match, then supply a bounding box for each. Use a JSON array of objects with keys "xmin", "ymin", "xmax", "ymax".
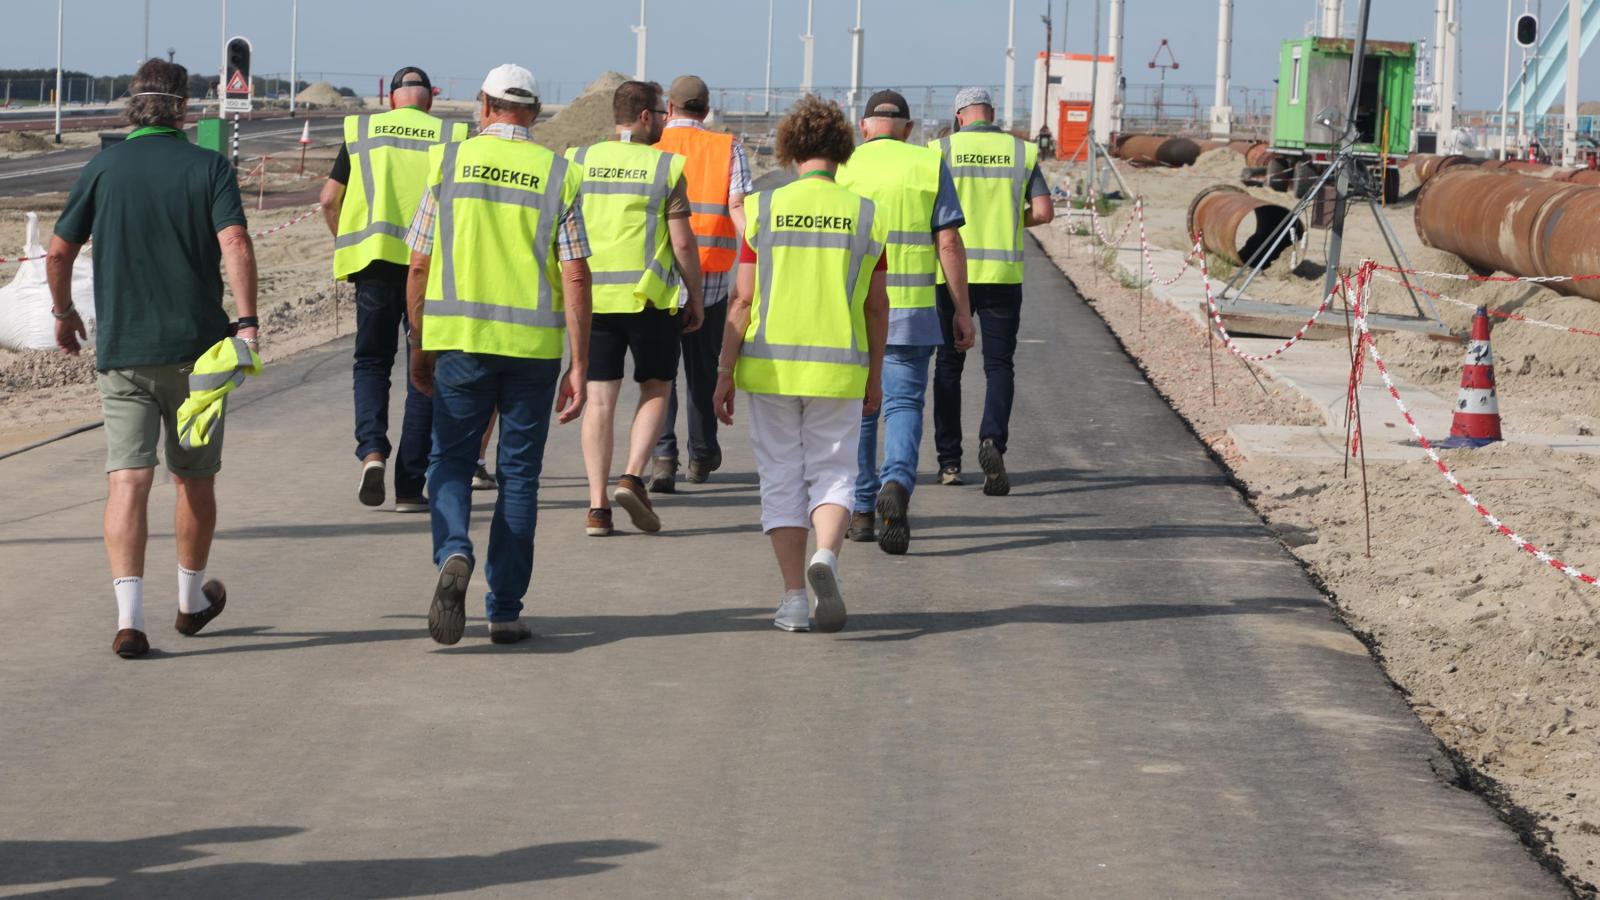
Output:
[{"xmin": 98, "ymin": 364, "xmax": 225, "ymax": 478}]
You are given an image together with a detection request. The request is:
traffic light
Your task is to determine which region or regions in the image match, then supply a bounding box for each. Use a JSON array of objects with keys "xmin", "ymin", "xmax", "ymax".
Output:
[
  {"xmin": 226, "ymin": 37, "xmax": 251, "ymax": 91},
  {"xmin": 1516, "ymin": 14, "xmax": 1539, "ymax": 48}
]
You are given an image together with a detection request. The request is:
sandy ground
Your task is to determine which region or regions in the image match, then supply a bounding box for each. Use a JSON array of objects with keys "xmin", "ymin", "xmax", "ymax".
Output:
[
  {"xmin": 1036, "ymin": 156, "xmax": 1600, "ymax": 894},
  {"xmin": 0, "ymin": 130, "xmax": 103, "ymax": 159}
]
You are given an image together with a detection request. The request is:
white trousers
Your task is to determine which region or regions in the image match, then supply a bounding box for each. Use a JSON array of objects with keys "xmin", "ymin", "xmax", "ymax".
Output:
[{"xmin": 746, "ymin": 393, "xmax": 864, "ymax": 533}]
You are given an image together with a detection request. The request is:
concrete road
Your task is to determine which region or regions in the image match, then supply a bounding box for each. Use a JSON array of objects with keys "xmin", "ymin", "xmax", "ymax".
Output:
[{"xmin": 0, "ymin": 243, "xmax": 1565, "ymax": 898}]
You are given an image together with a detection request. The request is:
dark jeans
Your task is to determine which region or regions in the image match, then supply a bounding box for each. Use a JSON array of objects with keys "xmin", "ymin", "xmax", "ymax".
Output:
[
  {"xmin": 428, "ymin": 351, "xmax": 561, "ymax": 623},
  {"xmin": 933, "ymin": 282, "xmax": 1023, "ymax": 469},
  {"xmin": 655, "ymin": 299, "xmax": 726, "ymax": 462},
  {"xmin": 353, "ymin": 277, "xmax": 432, "ymax": 498}
]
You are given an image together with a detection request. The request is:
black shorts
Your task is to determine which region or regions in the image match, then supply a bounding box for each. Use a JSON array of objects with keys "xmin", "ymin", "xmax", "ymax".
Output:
[{"xmin": 588, "ymin": 306, "xmax": 683, "ymax": 383}]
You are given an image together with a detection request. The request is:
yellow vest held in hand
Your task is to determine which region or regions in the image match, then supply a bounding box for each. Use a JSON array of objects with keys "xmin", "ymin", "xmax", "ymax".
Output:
[
  {"xmin": 421, "ymin": 133, "xmax": 584, "ymax": 361},
  {"xmin": 565, "ymin": 140, "xmax": 686, "ymax": 314},
  {"xmin": 936, "ymin": 130, "xmax": 1039, "ymax": 285},
  {"xmin": 735, "ymin": 178, "xmax": 886, "ymax": 400},
  {"xmin": 836, "ymin": 138, "xmax": 942, "ymax": 311},
  {"xmin": 334, "ymin": 107, "xmax": 469, "ymax": 279},
  {"xmin": 176, "ymin": 336, "xmax": 263, "ymax": 449}
]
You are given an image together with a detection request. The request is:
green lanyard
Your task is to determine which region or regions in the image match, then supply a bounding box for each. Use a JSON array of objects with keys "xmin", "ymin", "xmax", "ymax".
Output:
[
  {"xmin": 798, "ymin": 169, "xmax": 835, "ymax": 181},
  {"xmin": 126, "ymin": 125, "xmax": 187, "ymax": 142}
]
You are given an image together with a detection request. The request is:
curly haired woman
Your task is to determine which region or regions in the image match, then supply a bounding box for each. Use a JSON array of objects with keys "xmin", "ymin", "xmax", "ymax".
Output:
[{"xmin": 714, "ymin": 96, "xmax": 889, "ymax": 634}]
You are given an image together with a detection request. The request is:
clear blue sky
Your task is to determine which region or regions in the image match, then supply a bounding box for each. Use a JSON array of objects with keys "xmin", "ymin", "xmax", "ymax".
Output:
[{"xmin": 0, "ymin": 1, "xmax": 1593, "ymax": 110}]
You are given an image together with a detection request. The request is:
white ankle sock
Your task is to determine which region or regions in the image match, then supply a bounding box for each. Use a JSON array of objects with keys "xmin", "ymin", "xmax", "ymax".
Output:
[
  {"xmin": 477, "ymin": 457, "xmax": 488, "ymax": 467},
  {"xmin": 177, "ymin": 565, "xmax": 209, "ymax": 613},
  {"xmin": 114, "ymin": 577, "xmax": 145, "ymax": 631}
]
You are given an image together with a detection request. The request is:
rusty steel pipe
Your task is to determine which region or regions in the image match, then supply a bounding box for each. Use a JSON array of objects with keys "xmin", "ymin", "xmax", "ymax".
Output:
[
  {"xmin": 1414, "ymin": 167, "xmax": 1600, "ymax": 301},
  {"xmin": 1118, "ymin": 134, "xmax": 1203, "ymax": 167},
  {"xmin": 1554, "ymin": 168, "xmax": 1600, "ymax": 185},
  {"xmin": 1186, "ymin": 184, "xmax": 1306, "ymax": 268},
  {"xmin": 1245, "ymin": 144, "xmax": 1275, "ymax": 168},
  {"xmin": 1407, "ymin": 153, "xmax": 1477, "ymax": 185}
]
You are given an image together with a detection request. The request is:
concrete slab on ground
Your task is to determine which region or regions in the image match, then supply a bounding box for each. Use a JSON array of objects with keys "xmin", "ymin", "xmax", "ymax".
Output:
[{"xmin": 0, "ymin": 243, "xmax": 1564, "ymax": 898}]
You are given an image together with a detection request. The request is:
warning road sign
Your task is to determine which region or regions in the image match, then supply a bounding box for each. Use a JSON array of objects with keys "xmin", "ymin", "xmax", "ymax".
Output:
[{"xmin": 227, "ymin": 69, "xmax": 248, "ymax": 94}]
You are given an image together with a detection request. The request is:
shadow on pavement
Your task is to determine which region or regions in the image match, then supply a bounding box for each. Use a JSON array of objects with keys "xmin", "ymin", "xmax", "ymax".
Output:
[{"xmin": 1, "ymin": 829, "xmax": 655, "ymax": 898}]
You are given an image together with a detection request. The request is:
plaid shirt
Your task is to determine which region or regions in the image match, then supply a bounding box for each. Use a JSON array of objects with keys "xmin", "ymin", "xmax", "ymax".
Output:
[
  {"xmin": 664, "ymin": 118, "xmax": 753, "ymax": 306},
  {"xmin": 404, "ymin": 123, "xmax": 589, "ymax": 260}
]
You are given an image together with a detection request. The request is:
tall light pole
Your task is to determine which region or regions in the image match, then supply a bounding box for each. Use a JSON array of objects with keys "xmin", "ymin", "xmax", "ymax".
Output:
[
  {"xmin": 54, "ymin": 0, "xmax": 63, "ymax": 143},
  {"xmin": 289, "ymin": 0, "xmax": 299, "ymax": 116},
  {"xmin": 219, "ymin": 0, "xmax": 228, "ymax": 103},
  {"xmin": 1211, "ymin": 0, "xmax": 1234, "ymax": 137},
  {"xmin": 1564, "ymin": 0, "xmax": 1582, "ymax": 163},
  {"xmin": 1108, "ymin": 0, "xmax": 1126, "ymax": 133},
  {"xmin": 143, "ymin": 0, "xmax": 151, "ymax": 62},
  {"xmin": 633, "ymin": 0, "xmax": 648, "ymax": 81},
  {"xmin": 1500, "ymin": 0, "xmax": 1514, "ymax": 158},
  {"xmin": 847, "ymin": 0, "xmax": 864, "ymax": 119},
  {"xmin": 1003, "ymin": 0, "xmax": 1016, "ymax": 130},
  {"xmin": 764, "ymin": 0, "xmax": 775, "ymax": 114},
  {"xmin": 800, "ymin": 0, "xmax": 816, "ymax": 95}
]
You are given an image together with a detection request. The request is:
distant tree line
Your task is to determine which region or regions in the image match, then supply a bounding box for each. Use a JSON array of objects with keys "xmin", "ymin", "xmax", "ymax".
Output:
[{"xmin": 1, "ymin": 68, "xmax": 342, "ymax": 104}]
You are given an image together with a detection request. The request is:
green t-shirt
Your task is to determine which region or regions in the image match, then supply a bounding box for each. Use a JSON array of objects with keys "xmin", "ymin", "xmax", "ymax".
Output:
[{"xmin": 54, "ymin": 128, "xmax": 247, "ymax": 371}]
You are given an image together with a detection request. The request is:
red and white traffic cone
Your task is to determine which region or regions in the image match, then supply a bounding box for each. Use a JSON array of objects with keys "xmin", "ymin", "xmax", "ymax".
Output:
[
  {"xmin": 1437, "ymin": 306, "xmax": 1503, "ymax": 448},
  {"xmin": 297, "ymin": 119, "xmax": 312, "ymax": 175}
]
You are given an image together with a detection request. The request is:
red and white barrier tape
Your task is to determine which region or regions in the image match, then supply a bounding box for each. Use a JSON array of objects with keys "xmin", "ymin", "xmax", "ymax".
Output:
[
  {"xmin": 1352, "ymin": 260, "xmax": 1598, "ymax": 589},
  {"xmin": 0, "ymin": 204, "xmax": 320, "ymax": 265},
  {"xmin": 1198, "ymin": 238, "xmax": 1336, "ymax": 363},
  {"xmin": 1372, "ymin": 271, "xmax": 1600, "ymax": 340},
  {"xmin": 1138, "ymin": 201, "xmax": 1199, "ymax": 286},
  {"xmin": 1370, "ymin": 261, "xmax": 1600, "ymax": 286},
  {"xmin": 1079, "ymin": 185, "xmax": 1138, "ymax": 248}
]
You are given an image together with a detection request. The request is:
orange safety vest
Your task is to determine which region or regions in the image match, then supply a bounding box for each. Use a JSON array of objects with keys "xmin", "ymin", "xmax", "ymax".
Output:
[{"xmin": 654, "ymin": 126, "xmax": 738, "ymax": 273}]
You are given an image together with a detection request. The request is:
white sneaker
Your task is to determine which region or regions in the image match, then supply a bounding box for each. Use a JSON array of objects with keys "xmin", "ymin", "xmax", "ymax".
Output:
[
  {"xmin": 806, "ymin": 549, "xmax": 847, "ymax": 633},
  {"xmin": 774, "ymin": 590, "xmax": 810, "ymax": 632}
]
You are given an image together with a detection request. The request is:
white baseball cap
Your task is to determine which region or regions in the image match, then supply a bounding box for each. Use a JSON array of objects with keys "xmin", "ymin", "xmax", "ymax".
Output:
[{"xmin": 480, "ymin": 64, "xmax": 540, "ymax": 105}]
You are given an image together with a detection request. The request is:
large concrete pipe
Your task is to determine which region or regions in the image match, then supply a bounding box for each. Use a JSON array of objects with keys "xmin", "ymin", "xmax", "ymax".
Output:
[
  {"xmin": 1119, "ymin": 134, "xmax": 1203, "ymax": 167},
  {"xmin": 1187, "ymin": 184, "xmax": 1305, "ymax": 268},
  {"xmin": 1415, "ymin": 167, "xmax": 1600, "ymax": 301}
]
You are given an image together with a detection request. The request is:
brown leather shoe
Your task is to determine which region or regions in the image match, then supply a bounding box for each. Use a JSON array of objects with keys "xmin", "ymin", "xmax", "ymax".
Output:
[
  {"xmin": 586, "ymin": 507, "xmax": 614, "ymax": 537},
  {"xmin": 112, "ymin": 629, "xmax": 149, "ymax": 658},
  {"xmin": 174, "ymin": 580, "xmax": 227, "ymax": 636},
  {"xmin": 612, "ymin": 474, "xmax": 661, "ymax": 533},
  {"xmin": 846, "ymin": 511, "xmax": 876, "ymax": 542},
  {"xmin": 648, "ymin": 456, "xmax": 677, "ymax": 494}
]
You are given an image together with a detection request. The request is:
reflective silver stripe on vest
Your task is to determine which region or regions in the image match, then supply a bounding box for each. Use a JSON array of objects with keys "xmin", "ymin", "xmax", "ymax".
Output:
[
  {"xmin": 436, "ymin": 141, "xmax": 569, "ymax": 323},
  {"xmin": 580, "ymin": 180, "xmax": 657, "ymax": 196},
  {"xmin": 886, "ymin": 230, "xmax": 933, "ymax": 246},
  {"xmin": 690, "ymin": 201, "xmax": 730, "ymax": 216},
  {"xmin": 333, "ymin": 219, "xmax": 410, "ymax": 249},
  {"xmin": 750, "ymin": 193, "xmax": 873, "ymax": 367},
  {"xmin": 885, "ymin": 272, "xmax": 937, "ymax": 289},
  {"xmin": 698, "ymin": 236, "xmax": 739, "ymax": 250},
  {"xmin": 424, "ymin": 297, "xmax": 564, "ymax": 329},
  {"xmin": 966, "ymin": 248, "xmax": 1025, "ymax": 263}
]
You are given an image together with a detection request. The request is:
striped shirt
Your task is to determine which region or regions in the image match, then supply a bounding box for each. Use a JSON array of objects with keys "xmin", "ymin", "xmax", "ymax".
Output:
[
  {"xmin": 404, "ymin": 123, "xmax": 589, "ymax": 260},
  {"xmin": 665, "ymin": 118, "xmax": 754, "ymax": 307}
]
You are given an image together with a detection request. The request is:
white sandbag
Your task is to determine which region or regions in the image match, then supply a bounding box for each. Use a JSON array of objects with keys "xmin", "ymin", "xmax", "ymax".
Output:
[{"xmin": 0, "ymin": 212, "xmax": 95, "ymax": 351}]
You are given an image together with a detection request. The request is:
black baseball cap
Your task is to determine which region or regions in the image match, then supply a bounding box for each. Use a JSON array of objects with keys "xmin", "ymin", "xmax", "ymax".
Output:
[
  {"xmin": 390, "ymin": 67, "xmax": 433, "ymax": 92},
  {"xmin": 863, "ymin": 89, "xmax": 910, "ymax": 119}
]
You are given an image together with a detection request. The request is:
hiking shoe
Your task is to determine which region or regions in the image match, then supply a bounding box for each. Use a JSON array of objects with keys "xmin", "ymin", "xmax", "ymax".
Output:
[
  {"xmin": 806, "ymin": 549, "xmax": 847, "ymax": 634},
  {"xmin": 174, "ymin": 580, "xmax": 227, "ymax": 636},
  {"xmin": 471, "ymin": 464, "xmax": 497, "ymax": 491},
  {"xmin": 428, "ymin": 554, "xmax": 471, "ymax": 646},
  {"xmin": 613, "ymin": 474, "xmax": 661, "ymax": 533},
  {"xmin": 939, "ymin": 465, "xmax": 964, "ymax": 486},
  {"xmin": 359, "ymin": 459, "xmax": 386, "ymax": 507},
  {"xmin": 649, "ymin": 456, "xmax": 678, "ymax": 494},
  {"xmin": 846, "ymin": 511, "xmax": 876, "ymax": 542},
  {"xmin": 586, "ymin": 507, "xmax": 614, "ymax": 537},
  {"xmin": 489, "ymin": 620, "xmax": 533, "ymax": 645},
  {"xmin": 394, "ymin": 496, "xmax": 428, "ymax": 514},
  {"xmin": 686, "ymin": 451, "xmax": 722, "ymax": 484},
  {"xmin": 112, "ymin": 628, "xmax": 149, "ymax": 659},
  {"xmin": 774, "ymin": 591, "xmax": 811, "ymax": 632},
  {"xmin": 979, "ymin": 439, "xmax": 1010, "ymax": 496},
  {"xmin": 877, "ymin": 481, "xmax": 911, "ymax": 556}
]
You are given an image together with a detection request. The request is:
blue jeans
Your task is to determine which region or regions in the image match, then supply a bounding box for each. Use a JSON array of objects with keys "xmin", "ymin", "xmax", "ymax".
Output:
[
  {"xmin": 854, "ymin": 344, "xmax": 935, "ymax": 514},
  {"xmin": 934, "ymin": 283, "xmax": 1023, "ymax": 468},
  {"xmin": 655, "ymin": 299, "xmax": 726, "ymax": 462},
  {"xmin": 428, "ymin": 351, "xmax": 561, "ymax": 623},
  {"xmin": 352, "ymin": 277, "xmax": 432, "ymax": 498}
]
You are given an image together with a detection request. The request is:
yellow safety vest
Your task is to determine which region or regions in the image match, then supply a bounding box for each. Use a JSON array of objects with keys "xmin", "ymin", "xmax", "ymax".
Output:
[
  {"xmin": 836, "ymin": 138, "xmax": 942, "ymax": 311},
  {"xmin": 936, "ymin": 130, "xmax": 1039, "ymax": 285},
  {"xmin": 735, "ymin": 178, "xmax": 886, "ymax": 400},
  {"xmin": 334, "ymin": 107, "xmax": 469, "ymax": 279},
  {"xmin": 564, "ymin": 140, "xmax": 686, "ymax": 314},
  {"xmin": 421, "ymin": 134, "xmax": 583, "ymax": 360},
  {"xmin": 176, "ymin": 336, "xmax": 262, "ymax": 449}
]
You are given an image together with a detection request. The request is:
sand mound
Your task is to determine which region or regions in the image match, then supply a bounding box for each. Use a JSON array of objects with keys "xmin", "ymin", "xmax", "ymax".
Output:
[
  {"xmin": 0, "ymin": 133, "xmax": 51, "ymax": 154},
  {"xmin": 532, "ymin": 71, "xmax": 629, "ymax": 153},
  {"xmin": 1192, "ymin": 147, "xmax": 1246, "ymax": 181},
  {"xmin": 295, "ymin": 81, "xmax": 351, "ymax": 109}
]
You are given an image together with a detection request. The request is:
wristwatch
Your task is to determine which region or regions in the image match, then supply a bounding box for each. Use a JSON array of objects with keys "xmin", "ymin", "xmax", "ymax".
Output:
[{"xmin": 51, "ymin": 303, "xmax": 77, "ymax": 321}]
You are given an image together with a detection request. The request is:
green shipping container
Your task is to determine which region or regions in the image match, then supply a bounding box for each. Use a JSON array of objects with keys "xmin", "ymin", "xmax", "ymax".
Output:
[
  {"xmin": 1271, "ymin": 37, "xmax": 1414, "ymax": 158},
  {"xmin": 196, "ymin": 117, "xmax": 226, "ymax": 155}
]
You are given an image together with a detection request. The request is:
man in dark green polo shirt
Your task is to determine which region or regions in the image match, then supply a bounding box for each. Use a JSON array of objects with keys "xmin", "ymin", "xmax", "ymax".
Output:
[{"xmin": 47, "ymin": 58, "xmax": 260, "ymax": 660}]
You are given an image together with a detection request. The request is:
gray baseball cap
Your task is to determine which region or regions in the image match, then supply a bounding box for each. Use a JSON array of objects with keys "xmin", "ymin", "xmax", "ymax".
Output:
[{"xmin": 953, "ymin": 86, "xmax": 994, "ymax": 115}]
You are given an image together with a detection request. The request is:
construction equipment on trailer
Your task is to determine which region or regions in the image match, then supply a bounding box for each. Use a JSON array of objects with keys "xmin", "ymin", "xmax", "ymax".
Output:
[{"xmin": 1268, "ymin": 36, "xmax": 1414, "ymax": 202}]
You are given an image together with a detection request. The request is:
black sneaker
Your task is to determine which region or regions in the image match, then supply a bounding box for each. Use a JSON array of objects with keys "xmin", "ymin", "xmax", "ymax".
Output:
[
  {"xmin": 978, "ymin": 439, "xmax": 1010, "ymax": 496},
  {"xmin": 687, "ymin": 450, "xmax": 722, "ymax": 484},
  {"xmin": 939, "ymin": 465, "xmax": 964, "ymax": 486},
  {"xmin": 876, "ymin": 481, "xmax": 911, "ymax": 555},
  {"xmin": 846, "ymin": 511, "xmax": 876, "ymax": 542},
  {"xmin": 428, "ymin": 554, "xmax": 471, "ymax": 645},
  {"xmin": 489, "ymin": 621, "xmax": 533, "ymax": 644}
]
